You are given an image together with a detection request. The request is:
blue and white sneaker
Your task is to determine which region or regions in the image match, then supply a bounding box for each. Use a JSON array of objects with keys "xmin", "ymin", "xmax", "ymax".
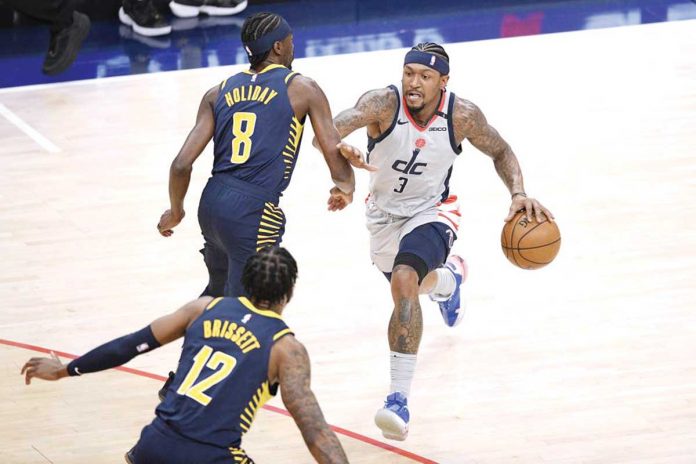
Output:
[
  {"xmin": 431, "ymin": 255, "xmax": 468, "ymax": 327},
  {"xmin": 374, "ymin": 392, "xmax": 410, "ymax": 441}
]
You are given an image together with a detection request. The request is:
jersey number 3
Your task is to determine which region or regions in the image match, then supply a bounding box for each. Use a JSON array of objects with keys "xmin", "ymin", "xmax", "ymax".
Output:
[
  {"xmin": 230, "ymin": 112, "xmax": 257, "ymax": 164},
  {"xmin": 176, "ymin": 345, "xmax": 237, "ymax": 406}
]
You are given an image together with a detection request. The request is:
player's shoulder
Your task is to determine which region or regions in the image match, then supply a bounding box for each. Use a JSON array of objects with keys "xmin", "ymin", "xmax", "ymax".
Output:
[
  {"xmin": 451, "ymin": 95, "xmax": 488, "ymax": 135},
  {"xmin": 452, "ymin": 95, "xmax": 481, "ymax": 119},
  {"xmin": 358, "ymin": 86, "xmax": 398, "ymax": 106},
  {"xmin": 287, "ymin": 74, "xmax": 319, "ymax": 92}
]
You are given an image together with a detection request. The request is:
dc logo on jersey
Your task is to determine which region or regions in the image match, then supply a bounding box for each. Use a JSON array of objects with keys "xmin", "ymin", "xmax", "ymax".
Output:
[{"xmin": 392, "ymin": 148, "xmax": 427, "ymax": 175}]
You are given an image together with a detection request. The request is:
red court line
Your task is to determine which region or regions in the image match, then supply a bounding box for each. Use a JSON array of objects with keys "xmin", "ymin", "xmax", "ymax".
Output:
[{"xmin": 3, "ymin": 338, "xmax": 437, "ymax": 464}]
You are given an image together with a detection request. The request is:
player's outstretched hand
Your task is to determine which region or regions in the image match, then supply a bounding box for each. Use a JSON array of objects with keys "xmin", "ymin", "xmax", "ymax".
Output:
[
  {"xmin": 327, "ymin": 186, "xmax": 353, "ymax": 212},
  {"xmin": 158, "ymin": 209, "xmax": 185, "ymax": 237},
  {"xmin": 21, "ymin": 351, "xmax": 67, "ymax": 385},
  {"xmin": 505, "ymin": 195, "xmax": 555, "ymax": 223},
  {"xmin": 336, "ymin": 142, "xmax": 377, "ymax": 172}
]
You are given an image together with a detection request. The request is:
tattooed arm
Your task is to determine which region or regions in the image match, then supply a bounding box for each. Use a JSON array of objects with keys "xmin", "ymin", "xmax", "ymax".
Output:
[
  {"xmin": 453, "ymin": 97, "xmax": 554, "ymax": 222},
  {"xmin": 271, "ymin": 336, "xmax": 348, "ymax": 464},
  {"xmin": 312, "ymin": 87, "xmax": 396, "ymax": 165},
  {"xmin": 332, "ymin": 87, "xmax": 398, "ymax": 139}
]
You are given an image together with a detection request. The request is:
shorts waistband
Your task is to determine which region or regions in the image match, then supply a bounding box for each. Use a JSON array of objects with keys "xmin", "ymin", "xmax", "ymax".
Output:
[{"xmin": 210, "ymin": 172, "xmax": 281, "ymax": 204}]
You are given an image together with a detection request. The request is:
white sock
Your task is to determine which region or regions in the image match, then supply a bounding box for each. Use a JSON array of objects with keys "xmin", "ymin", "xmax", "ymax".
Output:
[
  {"xmin": 429, "ymin": 267, "xmax": 456, "ymax": 300},
  {"xmin": 389, "ymin": 351, "xmax": 417, "ymax": 398}
]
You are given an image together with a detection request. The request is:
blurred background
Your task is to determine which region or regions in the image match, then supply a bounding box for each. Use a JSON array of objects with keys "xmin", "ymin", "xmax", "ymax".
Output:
[{"xmin": 1, "ymin": 0, "xmax": 695, "ymax": 88}]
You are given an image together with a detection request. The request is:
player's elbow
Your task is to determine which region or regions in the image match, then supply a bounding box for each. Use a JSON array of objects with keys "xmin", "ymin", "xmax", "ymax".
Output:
[{"xmin": 170, "ymin": 158, "xmax": 193, "ymax": 176}]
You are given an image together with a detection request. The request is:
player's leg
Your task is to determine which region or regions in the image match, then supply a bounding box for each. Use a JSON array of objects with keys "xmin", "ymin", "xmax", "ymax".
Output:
[
  {"xmin": 218, "ymin": 198, "xmax": 286, "ymax": 297},
  {"xmin": 375, "ymin": 222, "xmax": 457, "ymax": 440},
  {"xmin": 198, "ymin": 181, "xmax": 231, "ymax": 297},
  {"xmin": 417, "ymin": 223, "xmax": 468, "ymax": 327}
]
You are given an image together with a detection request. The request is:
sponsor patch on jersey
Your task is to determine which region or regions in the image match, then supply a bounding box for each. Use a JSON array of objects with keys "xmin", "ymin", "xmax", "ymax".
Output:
[{"xmin": 429, "ymin": 127, "xmax": 447, "ymax": 132}]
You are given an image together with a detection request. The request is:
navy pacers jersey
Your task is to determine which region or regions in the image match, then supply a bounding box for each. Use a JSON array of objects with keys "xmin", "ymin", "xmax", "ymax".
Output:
[
  {"xmin": 212, "ymin": 64, "xmax": 305, "ymax": 195},
  {"xmin": 155, "ymin": 297, "xmax": 293, "ymax": 448}
]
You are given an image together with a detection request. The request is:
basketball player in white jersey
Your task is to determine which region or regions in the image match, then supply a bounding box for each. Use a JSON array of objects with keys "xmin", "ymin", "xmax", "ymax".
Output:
[{"xmin": 321, "ymin": 43, "xmax": 555, "ymax": 440}]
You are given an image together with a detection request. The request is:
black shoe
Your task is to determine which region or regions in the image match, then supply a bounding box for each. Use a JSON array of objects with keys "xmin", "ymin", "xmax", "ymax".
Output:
[
  {"xmin": 120, "ymin": 0, "xmax": 172, "ymax": 37},
  {"xmin": 170, "ymin": 0, "xmax": 248, "ymax": 18},
  {"xmin": 158, "ymin": 371, "xmax": 175, "ymax": 401},
  {"xmin": 42, "ymin": 11, "xmax": 90, "ymax": 76}
]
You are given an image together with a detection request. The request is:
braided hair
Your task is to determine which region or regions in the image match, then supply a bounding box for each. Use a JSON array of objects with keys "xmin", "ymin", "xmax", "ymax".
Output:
[
  {"xmin": 242, "ymin": 247, "xmax": 298, "ymax": 308},
  {"xmin": 412, "ymin": 42, "xmax": 450, "ymax": 64},
  {"xmin": 241, "ymin": 12, "xmax": 282, "ymax": 66}
]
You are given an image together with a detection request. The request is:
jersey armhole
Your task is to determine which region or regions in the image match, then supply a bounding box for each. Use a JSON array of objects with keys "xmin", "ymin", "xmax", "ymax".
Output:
[
  {"xmin": 367, "ymin": 85, "xmax": 400, "ymax": 152},
  {"xmin": 447, "ymin": 92, "xmax": 463, "ymax": 155},
  {"xmin": 285, "ymin": 71, "xmax": 301, "ymax": 86}
]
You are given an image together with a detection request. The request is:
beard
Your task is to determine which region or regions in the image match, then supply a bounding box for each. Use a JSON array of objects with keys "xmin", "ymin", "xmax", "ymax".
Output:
[{"xmin": 406, "ymin": 102, "xmax": 425, "ymax": 114}]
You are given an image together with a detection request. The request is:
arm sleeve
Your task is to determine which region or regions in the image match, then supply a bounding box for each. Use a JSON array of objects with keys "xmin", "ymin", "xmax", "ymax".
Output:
[{"xmin": 66, "ymin": 325, "xmax": 161, "ymax": 376}]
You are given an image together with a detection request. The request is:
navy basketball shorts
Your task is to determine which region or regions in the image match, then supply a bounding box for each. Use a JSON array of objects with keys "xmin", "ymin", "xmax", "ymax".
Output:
[
  {"xmin": 129, "ymin": 419, "xmax": 255, "ymax": 464},
  {"xmin": 365, "ymin": 198, "xmax": 460, "ymax": 283},
  {"xmin": 198, "ymin": 174, "xmax": 285, "ymax": 297}
]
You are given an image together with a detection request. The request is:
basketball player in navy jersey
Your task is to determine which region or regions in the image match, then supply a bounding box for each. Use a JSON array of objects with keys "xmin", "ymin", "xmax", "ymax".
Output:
[
  {"xmin": 22, "ymin": 248, "xmax": 349, "ymax": 464},
  {"xmin": 157, "ymin": 12, "xmax": 373, "ymax": 298},
  {"xmin": 323, "ymin": 43, "xmax": 555, "ymax": 440}
]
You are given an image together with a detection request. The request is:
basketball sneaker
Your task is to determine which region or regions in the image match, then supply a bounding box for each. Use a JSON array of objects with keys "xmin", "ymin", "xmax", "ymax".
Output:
[
  {"xmin": 169, "ymin": 0, "xmax": 248, "ymax": 18},
  {"xmin": 374, "ymin": 392, "xmax": 410, "ymax": 441},
  {"xmin": 431, "ymin": 255, "xmax": 468, "ymax": 327},
  {"xmin": 119, "ymin": 0, "xmax": 172, "ymax": 37}
]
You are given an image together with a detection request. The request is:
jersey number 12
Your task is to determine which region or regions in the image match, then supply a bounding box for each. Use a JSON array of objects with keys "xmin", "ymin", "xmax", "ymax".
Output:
[
  {"xmin": 230, "ymin": 112, "xmax": 257, "ymax": 164},
  {"xmin": 176, "ymin": 345, "xmax": 237, "ymax": 406}
]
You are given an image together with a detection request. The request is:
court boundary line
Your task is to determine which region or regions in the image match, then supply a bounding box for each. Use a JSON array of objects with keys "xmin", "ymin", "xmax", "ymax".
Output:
[
  {"xmin": 0, "ymin": 103, "xmax": 61, "ymax": 153},
  {"xmin": 2, "ymin": 337, "xmax": 437, "ymax": 464}
]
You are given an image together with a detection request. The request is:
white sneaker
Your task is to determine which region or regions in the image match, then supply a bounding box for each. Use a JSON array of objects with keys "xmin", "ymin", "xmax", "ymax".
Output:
[{"xmin": 169, "ymin": 0, "xmax": 248, "ymax": 18}]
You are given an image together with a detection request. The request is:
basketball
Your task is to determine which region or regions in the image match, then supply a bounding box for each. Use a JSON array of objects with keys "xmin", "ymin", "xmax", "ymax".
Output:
[{"xmin": 501, "ymin": 210, "xmax": 561, "ymax": 269}]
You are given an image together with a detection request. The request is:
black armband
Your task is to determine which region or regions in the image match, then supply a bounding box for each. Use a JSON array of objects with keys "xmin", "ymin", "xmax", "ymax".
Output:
[{"xmin": 66, "ymin": 325, "xmax": 161, "ymax": 376}]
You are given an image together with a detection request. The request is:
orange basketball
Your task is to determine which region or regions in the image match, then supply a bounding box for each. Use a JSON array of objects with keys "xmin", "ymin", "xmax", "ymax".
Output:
[{"xmin": 501, "ymin": 210, "xmax": 561, "ymax": 269}]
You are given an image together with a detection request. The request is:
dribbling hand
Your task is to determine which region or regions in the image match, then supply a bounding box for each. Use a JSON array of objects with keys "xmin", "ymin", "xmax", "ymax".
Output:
[
  {"xmin": 158, "ymin": 209, "xmax": 185, "ymax": 237},
  {"xmin": 327, "ymin": 187, "xmax": 353, "ymax": 212},
  {"xmin": 336, "ymin": 142, "xmax": 377, "ymax": 172},
  {"xmin": 505, "ymin": 195, "xmax": 554, "ymax": 223}
]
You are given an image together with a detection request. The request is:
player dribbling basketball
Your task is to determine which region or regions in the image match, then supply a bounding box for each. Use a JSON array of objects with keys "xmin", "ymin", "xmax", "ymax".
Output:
[{"xmin": 321, "ymin": 42, "xmax": 555, "ymax": 440}]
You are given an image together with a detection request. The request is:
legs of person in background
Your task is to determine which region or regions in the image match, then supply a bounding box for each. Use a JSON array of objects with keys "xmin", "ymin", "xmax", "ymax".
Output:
[
  {"xmin": 169, "ymin": 0, "xmax": 248, "ymax": 18},
  {"xmin": 2, "ymin": 0, "xmax": 91, "ymax": 75},
  {"xmin": 119, "ymin": 0, "xmax": 171, "ymax": 36}
]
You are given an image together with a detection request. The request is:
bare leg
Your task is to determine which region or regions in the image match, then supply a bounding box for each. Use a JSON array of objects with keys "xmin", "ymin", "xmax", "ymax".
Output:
[
  {"xmin": 388, "ymin": 264, "xmax": 422, "ymax": 354},
  {"xmin": 418, "ymin": 269, "xmax": 438, "ymax": 295}
]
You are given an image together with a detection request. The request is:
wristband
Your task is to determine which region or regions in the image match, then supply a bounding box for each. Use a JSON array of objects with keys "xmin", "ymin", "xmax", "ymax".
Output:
[{"xmin": 511, "ymin": 192, "xmax": 527, "ymax": 199}]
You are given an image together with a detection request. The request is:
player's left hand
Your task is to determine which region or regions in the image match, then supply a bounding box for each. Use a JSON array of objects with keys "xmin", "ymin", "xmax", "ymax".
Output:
[
  {"xmin": 327, "ymin": 186, "xmax": 353, "ymax": 211},
  {"xmin": 158, "ymin": 209, "xmax": 185, "ymax": 237},
  {"xmin": 21, "ymin": 351, "xmax": 67, "ymax": 385},
  {"xmin": 336, "ymin": 142, "xmax": 377, "ymax": 172},
  {"xmin": 505, "ymin": 195, "xmax": 555, "ymax": 223}
]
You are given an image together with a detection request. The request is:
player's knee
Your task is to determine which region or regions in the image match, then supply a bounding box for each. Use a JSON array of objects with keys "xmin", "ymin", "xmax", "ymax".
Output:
[{"xmin": 391, "ymin": 265, "xmax": 420, "ymax": 299}]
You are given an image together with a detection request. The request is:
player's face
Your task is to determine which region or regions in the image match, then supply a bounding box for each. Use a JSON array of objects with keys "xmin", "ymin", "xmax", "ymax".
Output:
[{"xmin": 401, "ymin": 64, "xmax": 449, "ymax": 113}]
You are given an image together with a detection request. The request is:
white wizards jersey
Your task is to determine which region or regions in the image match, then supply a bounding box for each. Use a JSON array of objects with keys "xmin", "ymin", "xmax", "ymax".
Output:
[{"xmin": 366, "ymin": 85, "xmax": 462, "ymax": 217}]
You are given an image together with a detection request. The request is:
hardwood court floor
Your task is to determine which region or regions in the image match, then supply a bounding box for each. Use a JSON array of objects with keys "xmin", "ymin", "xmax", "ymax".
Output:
[{"xmin": 1, "ymin": 19, "xmax": 695, "ymax": 463}]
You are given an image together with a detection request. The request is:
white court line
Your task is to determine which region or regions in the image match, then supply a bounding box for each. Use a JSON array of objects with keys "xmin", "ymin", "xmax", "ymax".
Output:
[{"xmin": 0, "ymin": 103, "xmax": 61, "ymax": 153}]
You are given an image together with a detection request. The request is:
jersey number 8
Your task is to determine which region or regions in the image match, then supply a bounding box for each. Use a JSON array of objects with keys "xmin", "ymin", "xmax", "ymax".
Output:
[
  {"xmin": 176, "ymin": 345, "xmax": 238, "ymax": 406},
  {"xmin": 230, "ymin": 112, "xmax": 257, "ymax": 164}
]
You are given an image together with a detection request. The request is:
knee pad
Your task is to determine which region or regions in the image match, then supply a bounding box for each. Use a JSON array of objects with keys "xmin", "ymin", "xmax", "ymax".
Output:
[{"xmin": 393, "ymin": 252, "xmax": 428, "ymax": 284}]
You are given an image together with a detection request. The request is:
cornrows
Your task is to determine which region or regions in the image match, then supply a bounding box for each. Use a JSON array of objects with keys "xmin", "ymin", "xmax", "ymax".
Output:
[
  {"xmin": 241, "ymin": 247, "xmax": 298, "ymax": 307},
  {"xmin": 241, "ymin": 13, "xmax": 282, "ymax": 66},
  {"xmin": 412, "ymin": 42, "xmax": 450, "ymax": 64}
]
